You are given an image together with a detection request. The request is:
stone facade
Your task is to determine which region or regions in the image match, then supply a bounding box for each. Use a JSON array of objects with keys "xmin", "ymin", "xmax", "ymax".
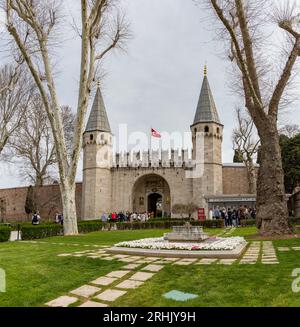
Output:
[
  {"xmin": 81, "ymin": 70, "xmax": 256, "ymax": 220},
  {"xmin": 0, "ymin": 183, "xmax": 82, "ymax": 222}
]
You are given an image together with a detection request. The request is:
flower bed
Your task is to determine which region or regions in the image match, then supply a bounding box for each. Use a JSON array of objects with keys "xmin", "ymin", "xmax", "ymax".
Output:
[{"xmin": 115, "ymin": 236, "xmax": 246, "ymax": 251}]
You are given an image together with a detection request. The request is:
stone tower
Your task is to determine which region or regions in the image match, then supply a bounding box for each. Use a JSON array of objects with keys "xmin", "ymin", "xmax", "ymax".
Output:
[
  {"xmin": 82, "ymin": 86, "xmax": 113, "ymax": 220},
  {"xmin": 190, "ymin": 66, "xmax": 223, "ymax": 211}
]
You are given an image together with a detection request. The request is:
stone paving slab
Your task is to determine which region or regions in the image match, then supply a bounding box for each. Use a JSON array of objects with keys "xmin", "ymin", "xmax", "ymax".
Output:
[
  {"xmin": 135, "ymin": 260, "xmax": 151, "ymax": 264},
  {"xmin": 121, "ymin": 263, "xmax": 142, "ymax": 270},
  {"xmin": 46, "ymin": 295, "xmax": 79, "ymax": 307},
  {"xmin": 102, "ymin": 257, "xmax": 115, "ymax": 261},
  {"xmin": 130, "ymin": 272, "xmax": 155, "ymax": 281},
  {"xmin": 292, "ymin": 247, "xmax": 300, "ymax": 250},
  {"xmin": 115, "ymin": 280, "xmax": 144, "ymax": 289},
  {"xmin": 173, "ymin": 260, "xmax": 193, "ymax": 265},
  {"xmin": 57, "ymin": 253, "xmax": 72, "ymax": 257},
  {"xmin": 218, "ymin": 259, "xmax": 236, "ymax": 265},
  {"xmin": 70, "ymin": 285, "xmax": 101, "ymax": 298},
  {"xmin": 113, "ymin": 254, "xmax": 129, "ymax": 259},
  {"xmin": 94, "ymin": 289, "xmax": 127, "ymax": 302},
  {"xmin": 142, "ymin": 264, "xmax": 164, "ymax": 272},
  {"xmin": 162, "ymin": 257, "xmax": 180, "ymax": 261},
  {"xmin": 277, "ymin": 247, "xmax": 290, "ymax": 251},
  {"xmin": 79, "ymin": 301, "xmax": 109, "ymax": 307},
  {"xmin": 91, "ymin": 276, "xmax": 117, "ymax": 286},
  {"xmin": 118, "ymin": 257, "xmax": 139, "ymax": 263},
  {"xmin": 262, "ymin": 261, "xmax": 279, "ymax": 264},
  {"xmin": 106, "ymin": 270, "xmax": 131, "ymax": 278}
]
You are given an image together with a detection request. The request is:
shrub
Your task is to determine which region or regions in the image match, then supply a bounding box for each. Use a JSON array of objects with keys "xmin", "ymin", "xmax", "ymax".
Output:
[
  {"xmin": 78, "ymin": 220, "xmax": 104, "ymax": 233},
  {"xmin": 288, "ymin": 217, "xmax": 300, "ymax": 225},
  {"xmin": 21, "ymin": 224, "xmax": 63, "ymax": 240},
  {"xmin": 0, "ymin": 226, "xmax": 10, "ymax": 242},
  {"xmin": 240, "ymin": 219, "xmax": 256, "ymax": 227},
  {"xmin": 17, "ymin": 218, "xmax": 225, "ymax": 240}
]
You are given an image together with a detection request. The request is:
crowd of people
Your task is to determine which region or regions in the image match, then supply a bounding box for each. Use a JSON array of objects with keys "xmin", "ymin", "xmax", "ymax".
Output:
[
  {"xmin": 100, "ymin": 211, "xmax": 156, "ymax": 223},
  {"xmin": 208, "ymin": 206, "xmax": 256, "ymax": 227},
  {"xmin": 31, "ymin": 206, "xmax": 255, "ymax": 227}
]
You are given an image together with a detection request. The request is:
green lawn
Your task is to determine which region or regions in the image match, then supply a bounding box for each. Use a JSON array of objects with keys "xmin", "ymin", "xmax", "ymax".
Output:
[{"xmin": 0, "ymin": 227, "xmax": 300, "ymax": 307}]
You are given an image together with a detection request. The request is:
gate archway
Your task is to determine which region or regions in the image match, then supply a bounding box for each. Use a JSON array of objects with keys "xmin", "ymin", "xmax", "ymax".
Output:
[{"xmin": 132, "ymin": 174, "xmax": 171, "ymax": 217}]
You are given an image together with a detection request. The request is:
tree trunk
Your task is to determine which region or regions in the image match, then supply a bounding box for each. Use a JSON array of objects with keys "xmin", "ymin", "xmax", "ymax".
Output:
[
  {"xmin": 60, "ymin": 182, "xmax": 78, "ymax": 235},
  {"xmin": 246, "ymin": 160, "xmax": 256, "ymax": 194},
  {"xmin": 256, "ymin": 126, "xmax": 292, "ymax": 235}
]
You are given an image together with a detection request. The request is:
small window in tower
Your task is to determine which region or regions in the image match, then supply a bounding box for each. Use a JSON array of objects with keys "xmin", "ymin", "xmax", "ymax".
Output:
[
  {"xmin": 101, "ymin": 134, "xmax": 104, "ymax": 140},
  {"xmin": 217, "ymin": 127, "xmax": 220, "ymax": 134},
  {"xmin": 194, "ymin": 127, "xmax": 197, "ymax": 133},
  {"xmin": 90, "ymin": 134, "xmax": 93, "ymax": 141},
  {"xmin": 204, "ymin": 126, "xmax": 209, "ymax": 133}
]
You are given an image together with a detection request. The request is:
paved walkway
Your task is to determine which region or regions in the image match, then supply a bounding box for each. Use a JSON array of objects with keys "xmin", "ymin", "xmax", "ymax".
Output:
[{"xmin": 43, "ymin": 240, "xmax": 292, "ymax": 307}]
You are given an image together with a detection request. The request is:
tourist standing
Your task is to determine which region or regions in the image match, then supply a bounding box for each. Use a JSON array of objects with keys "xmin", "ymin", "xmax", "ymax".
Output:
[
  {"xmin": 227, "ymin": 208, "xmax": 232, "ymax": 227},
  {"xmin": 31, "ymin": 211, "xmax": 41, "ymax": 225}
]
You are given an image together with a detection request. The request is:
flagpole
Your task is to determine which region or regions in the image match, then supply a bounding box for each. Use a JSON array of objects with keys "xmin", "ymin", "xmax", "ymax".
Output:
[{"xmin": 149, "ymin": 127, "xmax": 152, "ymax": 160}]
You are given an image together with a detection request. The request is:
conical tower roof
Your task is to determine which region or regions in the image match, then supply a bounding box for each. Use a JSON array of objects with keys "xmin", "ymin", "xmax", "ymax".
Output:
[
  {"xmin": 85, "ymin": 86, "xmax": 111, "ymax": 133},
  {"xmin": 193, "ymin": 66, "xmax": 221, "ymax": 125}
]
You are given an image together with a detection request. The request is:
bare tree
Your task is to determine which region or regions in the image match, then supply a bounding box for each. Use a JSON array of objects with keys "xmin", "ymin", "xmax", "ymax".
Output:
[
  {"xmin": 9, "ymin": 92, "xmax": 75, "ymax": 186},
  {"xmin": 0, "ymin": 64, "xmax": 30, "ymax": 154},
  {"xmin": 204, "ymin": 0, "xmax": 300, "ymax": 235},
  {"xmin": 3, "ymin": 0, "xmax": 130, "ymax": 235},
  {"xmin": 232, "ymin": 107, "xmax": 260, "ymax": 194},
  {"xmin": 279, "ymin": 124, "xmax": 300, "ymax": 138}
]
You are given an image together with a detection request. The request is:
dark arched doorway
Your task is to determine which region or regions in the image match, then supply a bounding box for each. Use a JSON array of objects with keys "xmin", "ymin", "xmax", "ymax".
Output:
[
  {"xmin": 132, "ymin": 174, "xmax": 171, "ymax": 217},
  {"xmin": 148, "ymin": 193, "xmax": 163, "ymax": 217}
]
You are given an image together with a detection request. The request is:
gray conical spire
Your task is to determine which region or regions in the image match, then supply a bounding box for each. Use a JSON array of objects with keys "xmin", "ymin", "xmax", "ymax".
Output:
[
  {"xmin": 85, "ymin": 86, "xmax": 111, "ymax": 133},
  {"xmin": 193, "ymin": 66, "xmax": 221, "ymax": 125}
]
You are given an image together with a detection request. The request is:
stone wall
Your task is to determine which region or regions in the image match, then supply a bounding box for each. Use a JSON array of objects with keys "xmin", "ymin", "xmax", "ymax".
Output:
[
  {"xmin": 222, "ymin": 165, "xmax": 254, "ymax": 195},
  {"xmin": 0, "ymin": 183, "xmax": 82, "ymax": 223},
  {"xmin": 110, "ymin": 167, "xmax": 194, "ymax": 216}
]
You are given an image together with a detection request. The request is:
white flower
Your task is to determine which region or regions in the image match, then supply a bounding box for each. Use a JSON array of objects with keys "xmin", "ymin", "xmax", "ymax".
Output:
[{"xmin": 115, "ymin": 236, "xmax": 246, "ymax": 251}]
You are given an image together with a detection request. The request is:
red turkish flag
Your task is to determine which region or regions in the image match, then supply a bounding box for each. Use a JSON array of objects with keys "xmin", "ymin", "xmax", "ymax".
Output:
[{"xmin": 151, "ymin": 128, "xmax": 161, "ymax": 138}]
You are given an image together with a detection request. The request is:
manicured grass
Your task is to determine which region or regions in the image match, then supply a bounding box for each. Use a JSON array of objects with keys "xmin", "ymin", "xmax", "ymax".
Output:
[{"xmin": 0, "ymin": 227, "xmax": 300, "ymax": 307}]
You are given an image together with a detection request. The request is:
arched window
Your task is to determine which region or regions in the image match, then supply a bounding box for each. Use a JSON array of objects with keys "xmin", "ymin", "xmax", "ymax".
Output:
[
  {"xmin": 204, "ymin": 126, "xmax": 209, "ymax": 133},
  {"xmin": 101, "ymin": 134, "xmax": 104, "ymax": 140},
  {"xmin": 90, "ymin": 134, "xmax": 94, "ymax": 141},
  {"xmin": 194, "ymin": 127, "xmax": 197, "ymax": 133},
  {"xmin": 217, "ymin": 127, "xmax": 220, "ymax": 134}
]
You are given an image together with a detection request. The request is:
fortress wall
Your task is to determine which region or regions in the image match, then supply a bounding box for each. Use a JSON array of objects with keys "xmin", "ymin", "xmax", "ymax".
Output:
[
  {"xmin": 222, "ymin": 166, "xmax": 251, "ymax": 195},
  {"xmin": 110, "ymin": 167, "xmax": 193, "ymax": 215},
  {"xmin": 0, "ymin": 183, "xmax": 82, "ymax": 222}
]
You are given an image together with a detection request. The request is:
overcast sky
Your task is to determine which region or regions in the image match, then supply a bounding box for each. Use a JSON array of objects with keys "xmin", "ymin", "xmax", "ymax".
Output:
[{"xmin": 0, "ymin": 0, "xmax": 300, "ymax": 188}]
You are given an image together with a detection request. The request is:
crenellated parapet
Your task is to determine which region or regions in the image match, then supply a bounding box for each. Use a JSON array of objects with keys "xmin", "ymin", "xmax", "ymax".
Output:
[{"xmin": 112, "ymin": 149, "xmax": 194, "ymax": 169}]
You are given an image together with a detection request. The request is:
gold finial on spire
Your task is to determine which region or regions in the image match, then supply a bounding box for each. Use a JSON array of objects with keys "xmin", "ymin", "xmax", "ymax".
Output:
[{"xmin": 204, "ymin": 64, "xmax": 207, "ymax": 76}]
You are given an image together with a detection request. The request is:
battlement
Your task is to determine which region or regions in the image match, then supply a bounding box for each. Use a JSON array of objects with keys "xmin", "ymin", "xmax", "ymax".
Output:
[{"xmin": 112, "ymin": 149, "xmax": 194, "ymax": 169}]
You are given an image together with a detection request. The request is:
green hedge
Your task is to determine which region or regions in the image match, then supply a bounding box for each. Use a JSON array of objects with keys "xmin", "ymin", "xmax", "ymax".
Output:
[
  {"xmin": 21, "ymin": 224, "xmax": 63, "ymax": 240},
  {"xmin": 78, "ymin": 220, "xmax": 104, "ymax": 233},
  {"xmin": 240, "ymin": 219, "xmax": 256, "ymax": 227},
  {"xmin": 79, "ymin": 219, "xmax": 224, "ymax": 231},
  {"xmin": 17, "ymin": 219, "xmax": 225, "ymax": 240},
  {"xmin": 0, "ymin": 226, "xmax": 11, "ymax": 242},
  {"xmin": 288, "ymin": 217, "xmax": 300, "ymax": 225}
]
